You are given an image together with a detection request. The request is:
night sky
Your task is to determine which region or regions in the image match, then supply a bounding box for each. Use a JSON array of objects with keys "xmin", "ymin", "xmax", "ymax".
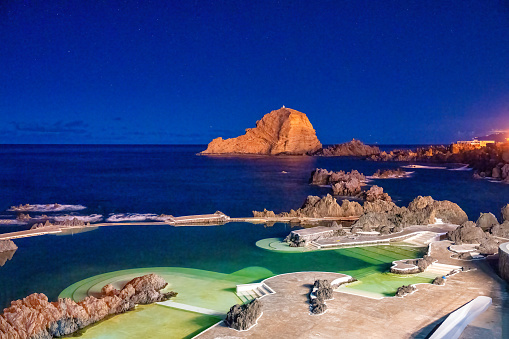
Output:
[{"xmin": 1, "ymin": 1, "xmax": 508, "ymax": 145}]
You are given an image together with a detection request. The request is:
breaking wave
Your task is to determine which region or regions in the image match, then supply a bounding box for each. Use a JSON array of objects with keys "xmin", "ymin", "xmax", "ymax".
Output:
[
  {"xmin": 52, "ymin": 214, "xmax": 103, "ymax": 223},
  {"xmin": 8, "ymin": 204, "xmax": 87, "ymax": 212},
  {"xmin": 0, "ymin": 219, "xmax": 27, "ymax": 225},
  {"xmin": 106, "ymin": 213, "xmax": 171, "ymax": 222}
]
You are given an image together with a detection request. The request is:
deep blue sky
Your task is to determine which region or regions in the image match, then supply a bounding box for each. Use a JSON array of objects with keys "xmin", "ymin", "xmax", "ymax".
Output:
[{"xmin": 1, "ymin": 1, "xmax": 508, "ymax": 144}]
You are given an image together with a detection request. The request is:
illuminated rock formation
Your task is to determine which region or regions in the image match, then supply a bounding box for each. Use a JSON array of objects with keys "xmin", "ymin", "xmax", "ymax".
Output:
[
  {"xmin": 0, "ymin": 274, "xmax": 176, "ymax": 339},
  {"xmin": 201, "ymin": 107, "xmax": 322, "ymax": 155}
]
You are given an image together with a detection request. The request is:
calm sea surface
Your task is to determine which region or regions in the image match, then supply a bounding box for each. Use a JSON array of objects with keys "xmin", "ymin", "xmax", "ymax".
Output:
[{"xmin": 0, "ymin": 144, "xmax": 508, "ymax": 308}]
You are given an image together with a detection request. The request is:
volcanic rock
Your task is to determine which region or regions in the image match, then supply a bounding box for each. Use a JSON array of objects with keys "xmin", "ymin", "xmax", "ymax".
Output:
[
  {"xmin": 0, "ymin": 239, "xmax": 17, "ymax": 253},
  {"xmin": 476, "ymin": 238, "xmax": 499, "ymax": 255},
  {"xmin": 432, "ymin": 276, "xmax": 445, "ymax": 285},
  {"xmin": 0, "ymin": 274, "xmax": 176, "ymax": 339},
  {"xmin": 502, "ymin": 204, "xmax": 509, "ymax": 222},
  {"xmin": 316, "ymin": 139, "xmax": 380, "ymax": 157},
  {"xmin": 201, "ymin": 107, "xmax": 322, "ymax": 155},
  {"xmin": 490, "ymin": 221, "xmax": 509, "ymax": 238},
  {"xmin": 253, "ymin": 194, "xmax": 363, "ymax": 219},
  {"xmin": 225, "ymin": 299, "xmax": 262, "ymax": 331},
  {"xmin": 447, "ymin": 221, "xmax": 489, "ymax": 244},
  {"xmin": 371, "ymin": 168, "xmax": 408, "ymax": 178},
  {"xmin": 476, "ymin": 212, "xmax": 499, "ymax": 231},
  {"xmin": 362, "ymin": 185, "xmax": 392, "ymax": 202},
  {"xmin": 395, "ymin": 285, "xmax": 416, "ymax": 297}
]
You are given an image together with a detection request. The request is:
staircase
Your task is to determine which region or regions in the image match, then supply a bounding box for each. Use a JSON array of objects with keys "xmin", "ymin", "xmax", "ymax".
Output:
[
  {"xmin": 236, "ymin": 283, "xmax": 275, "ymax": 304},
  {"xmin": 418, "ymin": 262, "xmax": 462, "ymax": 279},
  {"xmin": 403, "ymin": 232, "xmax": 440, "ymax": 247},
  {"xmin": 304, "ymin": 241, "xmax": 321, "ymax": 251}
]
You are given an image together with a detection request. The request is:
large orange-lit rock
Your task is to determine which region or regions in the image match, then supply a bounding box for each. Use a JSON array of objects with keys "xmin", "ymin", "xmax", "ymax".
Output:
[{"xmin": 201, "ymin": 107, "xmax": 322, "ymax": 155}]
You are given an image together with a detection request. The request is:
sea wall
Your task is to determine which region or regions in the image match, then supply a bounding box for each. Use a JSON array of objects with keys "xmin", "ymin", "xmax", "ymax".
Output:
[{"xmin": 499, "ymin": 242, "xmax": 509, "ymax": 282}]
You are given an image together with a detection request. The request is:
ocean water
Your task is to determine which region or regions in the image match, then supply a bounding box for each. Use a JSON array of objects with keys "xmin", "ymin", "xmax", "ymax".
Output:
[{"xmin": 0, "ymin": 144, "xmax": 508, "ymax": 309}]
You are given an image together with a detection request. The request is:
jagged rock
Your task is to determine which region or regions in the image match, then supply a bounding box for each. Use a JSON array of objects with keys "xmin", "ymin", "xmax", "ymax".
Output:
[
  {"xmin": 407, "ymin": 196, "xmax": 468, "ymax": 225},
  {"xmin": 447, "ymin": 221, "xmax": 489, "ymax": 244},
  {"xmin": 363, "ymin": 200, "xmax": 401, "ymax": 214},
  {"xmin": 201, "ymin": 107, "xmax": 322, "ymax": 155},
  {"xmin": 310, "ymin": 168, "xmax": 333, "ymax": 185},
  {"xmin": 309, "ymin": 280, "xmax": 333, "ymax": 315},
  {"xmin": 315, "ymin": 139, "xmax": 380, "ymax": 157},
  {"xmin": 395, "ymin": 285, "xmax": 416, "ymax": 297},
  {"xmin": 432, "ymin": 276, "xmax": 445, "ymax": 285},
  {"xmin": 362, "ymin": 185, "xmax": 391, "ymax": 202},
  {"xmin": 0, "ymin": 239, "xmax": 17, "ymax": 253},
  {"xmin": 253, "ymin": 194, "xmax": 363, "ymax": 219},
  {"xmin": 371, "ymin": 168, "xmax": 408, "ymax": 178},
  {"xmin": 476, "ymin": 213, "xmax": 499, "ymax": 231},
  {"xmin": 0, "ymin": 274, "xmax": 176, "ymax": 339},
  {"xmin": 353, "ymin": 212, "xmax": 396, "ymax": 231},
  {"xmin": 310, "ymin": 300, "xmax": 327, "ymax": 314},
  {"xmin": 477, "ymin": 238, "xmax": 499, "ymax": 255},
  {"xmin": 332, "ymin": 178, "xmax": 362, "ymax": 196},
  {"xmin": 502, "ymin": 204, "xmax": 509, "ymax": 222},
  {"xmin": 490, "ymin": 221, "xmax": 509, "ymax": 238},
  {"xmin": 376, "ymin": 225, "xmax": 391, "ymax": 235},
  {"xmin": 225, "ymin": 299, "xmax": 262, "ymax": 331},
  {"xmin": 252, "ymin": 209, "xmax": 276, "ymax": 218}
]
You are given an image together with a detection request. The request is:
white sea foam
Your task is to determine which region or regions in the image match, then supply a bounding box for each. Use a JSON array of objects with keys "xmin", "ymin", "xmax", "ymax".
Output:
[
  {"xmin": 401, "ymin": 165, "xmax": 447, "ymax": 170},
  {"xmin": 52, "ymin": 214, "xmax": 103, "ymax": 223},
  {"xmin": 0, "ymin": 219, "xmax": 27, "ymax": 225},
  {"xmin": 106, "ymin": 213, "xmax": 171, "ymax": 222},
  {"xmin": 448, "ymin": 165, "xmax": 472, "ymax": 171},
  {"xmin": 8, "ymin": 204, "xmax": 87, "ymax": 212},
  {"xmin": 366, "ymin": 171, "xmax": 413, "ymax": 180}
]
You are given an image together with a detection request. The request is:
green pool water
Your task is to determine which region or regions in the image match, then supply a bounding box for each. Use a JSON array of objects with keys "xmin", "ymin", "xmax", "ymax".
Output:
[{"xmin": 60, "ymin": 243, "xmax": 434, "ymax": 338}]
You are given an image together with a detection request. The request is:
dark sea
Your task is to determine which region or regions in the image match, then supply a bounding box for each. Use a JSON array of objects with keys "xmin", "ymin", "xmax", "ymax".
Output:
[{"xmin": 0, "ymin": 144, "xmax": 508, "ymax": 308}]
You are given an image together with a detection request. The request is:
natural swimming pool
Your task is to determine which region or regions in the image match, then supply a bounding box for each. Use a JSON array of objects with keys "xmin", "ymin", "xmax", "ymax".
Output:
[{"xmin": 0, "ymin": 222, "xmax": 434, "ymax": 337}]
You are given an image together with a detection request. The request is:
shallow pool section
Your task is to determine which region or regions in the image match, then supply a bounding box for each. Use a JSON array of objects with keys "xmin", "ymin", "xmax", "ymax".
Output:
[
  {"xmin": 62, "ymin": 304, "xmax": 221, "ymax": 339},
  {"xmin": 59, "ymin": 267, "xmax": 275, "ymax": 314}
]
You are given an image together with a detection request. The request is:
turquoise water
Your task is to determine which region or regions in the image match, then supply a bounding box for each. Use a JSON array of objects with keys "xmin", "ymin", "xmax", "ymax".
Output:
[{"xmin": 0, "ymin": 222, "xmax": 426, "ymax": 308}]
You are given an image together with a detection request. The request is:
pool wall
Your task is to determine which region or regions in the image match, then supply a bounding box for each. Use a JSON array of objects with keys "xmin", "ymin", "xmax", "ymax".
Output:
[{"xmin": 499, "ymin": 242, "xmax": 509, "ymax": 282}]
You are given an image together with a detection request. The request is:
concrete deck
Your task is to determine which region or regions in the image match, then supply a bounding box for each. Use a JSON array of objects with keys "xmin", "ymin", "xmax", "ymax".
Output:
[{"xmin": 196, "ymin": 241, "xmax": 509, "ymax": 338}]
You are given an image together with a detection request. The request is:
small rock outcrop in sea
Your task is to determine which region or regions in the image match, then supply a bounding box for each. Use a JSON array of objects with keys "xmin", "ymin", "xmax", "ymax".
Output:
[
  {"xmin": 0, "ymin": 240, "xmax": 17, "ymax": 267},
  {"xmin": 225, "ymin": 298, "xmax": 262, "ymax": 331},
  {"xmin": 0, "ymin": 274, "xmax": 177, "ymax": 339},
  {"xmin": 31, "ymin": 217, "xmax": 91, "ymax": 230},
  {"xmin": 201, "ymin": 107, "xmax": 322, "ymax": 155},
  {"xmin": 309, "ymin": 280, "xmax": 333, "ymax": 315},
  {"xmin": 314, "ymin": 139, "xmax": 380, "ymax": 157},
  {"xmin": 310, "ymin": 168, "xmax": 391, "ymax": 201},
  {"xmin": 253, "ymin": 194, "xmax": 363, "ymax": 219},
  {"xmin": 370, "ymin": 168, "xmax": 409, "ymax": 178},
  {"xmin": 0, "ymin": 239, "xmax": 17, "ymax": 253},
  {"xmin": 361, "ymin": 185, "xmax": 391, "ymax": 202}
]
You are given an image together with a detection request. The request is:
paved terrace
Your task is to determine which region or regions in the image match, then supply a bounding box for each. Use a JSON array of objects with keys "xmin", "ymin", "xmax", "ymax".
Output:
[
  {"xmin": 315, "ymin": 223, "xmax": 457, "ymax": 248},
  {"xmin": 196, "ymin": 241, "xmax": 509, "ymax": 338}
]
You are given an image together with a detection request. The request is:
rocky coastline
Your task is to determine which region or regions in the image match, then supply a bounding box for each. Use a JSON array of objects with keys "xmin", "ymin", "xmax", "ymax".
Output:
[
  {"xmin": 0, "ymin": 273, "xmax": 176, "ymax": 339},
  {"xmin": 314, "ymin": 139, "xmax": 380, "ymax": 157}
]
